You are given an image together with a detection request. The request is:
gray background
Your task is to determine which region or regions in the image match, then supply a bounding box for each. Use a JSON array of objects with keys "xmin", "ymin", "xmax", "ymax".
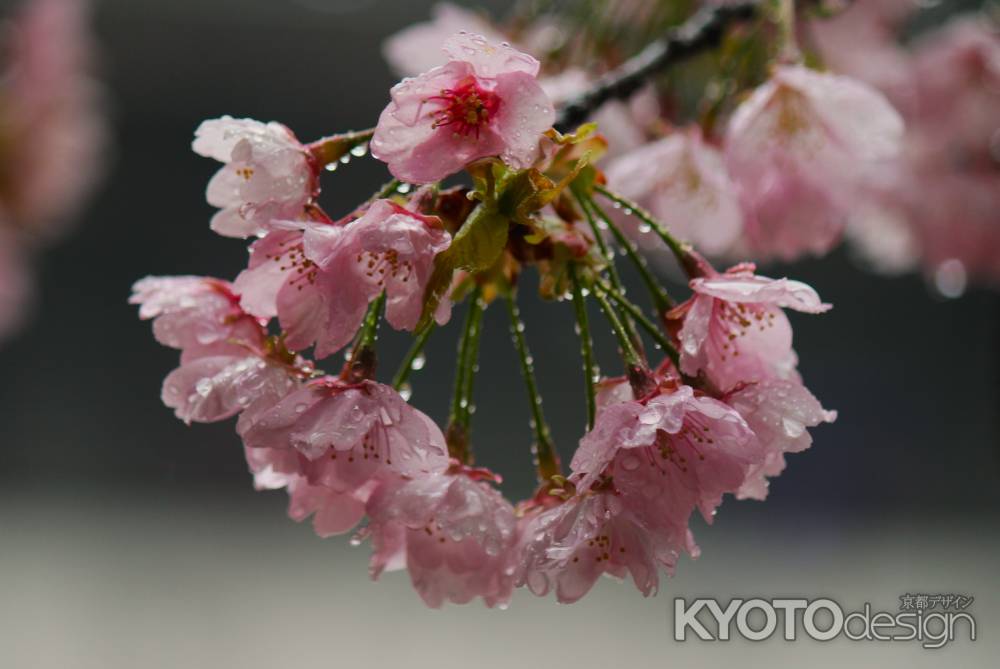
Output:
[{"xmin": 0, "ymin": 0, "xmax": 997, "ymax": 666}]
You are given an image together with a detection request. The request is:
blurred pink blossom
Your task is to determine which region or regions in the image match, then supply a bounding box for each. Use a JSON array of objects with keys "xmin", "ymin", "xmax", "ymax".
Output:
[
  {"xmin": 605, "ymin": 127, "xmax": 743, "ymax": 256},
  {"xmin": 725, "ymin": 65, "xmax": 903, "ymax": 260}
]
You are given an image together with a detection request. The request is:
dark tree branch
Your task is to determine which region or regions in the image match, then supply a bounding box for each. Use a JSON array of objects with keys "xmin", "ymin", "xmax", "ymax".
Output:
[{"xmin": 553, "ymin": 1, "xmax": 760, "ymax": 133}]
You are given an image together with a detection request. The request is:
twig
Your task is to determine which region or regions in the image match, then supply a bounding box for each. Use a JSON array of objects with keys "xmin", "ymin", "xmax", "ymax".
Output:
[{"xmin": 553, "ymin": 1, "xmax": 760, "ymax": 132}]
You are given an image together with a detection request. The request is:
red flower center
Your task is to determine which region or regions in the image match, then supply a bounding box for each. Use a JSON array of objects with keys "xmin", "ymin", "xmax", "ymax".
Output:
[{"xmin": 428, "ymin": 77, "xmax": 500, "ymax": 138}]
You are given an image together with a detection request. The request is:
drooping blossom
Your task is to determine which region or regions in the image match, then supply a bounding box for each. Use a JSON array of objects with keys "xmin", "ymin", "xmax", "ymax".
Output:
[
  {"xmin": 670, "ymin": 264, "xmax": 831, "ymax": 392},
  {"xmin": 240, "ymin": 377, "xmax": 449, "ymax": 480},
  {"xmin": 371, "ymin": 32, "xmax": 555, "ymax": 184},
  {"xmin": 364, "ymin": 465, "xmax": 518, "ymax": 608},
  {"xmin": 517, "ymin": 383, "xmax": 760, "ymax": 603},
  {"xmin": 234, "ymin": 199, "xmax": 451, "ymax": 359},
  {"xmin": 605, "ymin": 128, "xmax": 742, "ymax": 256},
  {"xmin": 515, "ymin": 492, "xmax": 664, "ymax": 603},
  {"xmin": 725, "ymin": 65, "xmax": 904, "ymax": 261},
  {"xmin": 237, "ymin": 377, "xmax": 449, "ymax": 539},
  {"xmin": 382, "ymin": 3, "xmax": 506, "ymax": 78},
  {"xmin": 192, "ymin": 117, "xmax": 317, "ymax": 238},
  {"xmin": 810, "ymin": 0, "xmax": 917, "ymax": 104},
  {"xmin": 725, "ymin": 380, "xmax": 836, "ymax": 500},
  {"xmin": 130, "ymin": 275, "xmax": 265, "ymax": 356},
  {"xmin": 130, "ymin": 275, "xmax": 303, "ymax": 424},
  {"xmin": 573, "ymin": 384, "xmax": 760, "ymax": 529}
]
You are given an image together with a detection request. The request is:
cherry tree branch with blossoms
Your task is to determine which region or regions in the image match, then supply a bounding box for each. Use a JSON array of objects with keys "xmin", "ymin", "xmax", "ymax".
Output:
[{"xmin": 126, "ymin": 5, "xmax": 885, "ymax": 608}]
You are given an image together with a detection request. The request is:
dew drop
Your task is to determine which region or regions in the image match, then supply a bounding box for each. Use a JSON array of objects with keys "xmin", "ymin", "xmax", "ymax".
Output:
[{"xmin": 410, "ymin": 353, "xmax": 426, "ymax": 371}]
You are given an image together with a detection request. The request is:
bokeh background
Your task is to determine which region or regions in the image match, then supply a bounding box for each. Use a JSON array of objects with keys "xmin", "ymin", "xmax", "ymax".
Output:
[{"xmin": 0, "ymin": 0, "xmax": 997, "ymax": 667}]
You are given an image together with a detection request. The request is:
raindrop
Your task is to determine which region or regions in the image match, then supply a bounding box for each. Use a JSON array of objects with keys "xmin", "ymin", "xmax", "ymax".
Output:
[
  {"xmin": 410, "ymin": 353, "xmax": 426, "ymax": 371},
  {"xmin": 396, "ymin": 183, "xmax": 412, "ymax": 194},
  {"xmin": 350, "ymin": 143, "xmax": 369, "ymax": 157},
  {"xmin": 934, "ymin": 259, "xmax": 967, "ymax": 299},
  {"xmin": 324, "ymin": 162, "xmax": 338, "ymax": 172}
]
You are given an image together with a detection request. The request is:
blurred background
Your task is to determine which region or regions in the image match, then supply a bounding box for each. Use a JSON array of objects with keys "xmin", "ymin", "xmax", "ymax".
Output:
[{"xmin": 0, "ymin": 0, "xmax": 997, "ymax": 666}]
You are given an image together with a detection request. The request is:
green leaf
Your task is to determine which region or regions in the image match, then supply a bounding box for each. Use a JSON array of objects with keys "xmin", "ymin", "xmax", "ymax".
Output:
[{"xmin": 417, "ymin": 202, "xmax": 510, "ymax": 330}]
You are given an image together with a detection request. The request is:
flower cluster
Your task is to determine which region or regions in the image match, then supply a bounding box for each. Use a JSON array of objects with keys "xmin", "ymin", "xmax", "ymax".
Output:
[
  {"xmin": 813, "ymin": 1, "xmax": 1000, "ymax": 293},
  {"xmin": 135, "ymin": 25, "xmax": 837, "ymax": 607},
  {"xmin": 0, "ymin": 0, "xmax": 106, "ymax": 341},
  {"xmin": 389, "ymin": 1, "xmax": 1000, "ymax": 295}
]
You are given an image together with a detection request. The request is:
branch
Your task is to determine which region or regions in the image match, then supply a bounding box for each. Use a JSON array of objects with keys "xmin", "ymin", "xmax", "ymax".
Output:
[{"xmin": 553, "ymin": 1, "xmax": 760, "ymax": 132}]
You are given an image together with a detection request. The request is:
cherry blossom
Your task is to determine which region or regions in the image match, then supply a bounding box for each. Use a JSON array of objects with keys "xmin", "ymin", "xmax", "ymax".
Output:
[
  {"xmin": 240, "ymin": 377, "xmax": 448, "ymax": 476},
  {"xmin": 725, "ymin": 65, "xmax": 904, "ymax": 260},
  {"xmin": 725, "ymin": 380, "xmax": 836, "ymax": 501},
  {"xmin": 605, "ymin": 128, "xmax": 742, "ymax": 256},
  {"xmin": 572, "ymin": 385, "xmax": 761, "ymax": 528},
  {"xmin": 130, "ymin": 275, "xmax": 303, "ymax": 424},
  {"xmin": 130, "ymin": 275, "xmax": 265, "ymax": 356},
  {"xmin": 515, "ymin": 493, "xmax": 664, "ymax": 603},
  {"xmin": 233, "ymin": 199, "xmax": 451, "ymax": 359},
  {"xmin": 382, "ymin": 3, "xmax": 506, "ymax": 78},
  {"xmin": 371, "ymin": 32, "xmax": 555, "ymax": 183},
  {"xmin": 193, "ymin": 117, "xmax": 317, "ymax": 238},
  {"xmin": 0, "ymin": 0, "xmax": 106, "ymax": 238},
  {"xmin": 670, "ymin": 264, "xmax": 831, "ymax": 392},
  {"xmin": 365, "ymin": 466, "xmax": 518, "ymax": 607}
]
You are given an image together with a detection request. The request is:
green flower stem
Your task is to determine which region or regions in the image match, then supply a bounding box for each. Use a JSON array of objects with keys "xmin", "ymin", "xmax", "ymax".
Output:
[
  {"xmin": 504, "ymin": 292, "xmax": 561, "ymax": 482},
  {"xmin": 569, "ymin": 263, "xmax": 597, "ymax": 431},
  {"xmin": 446, "ymin": 288, "xmax": 485, "ymax": 463},
  {"xmin": 579, "ymin": 191, "xmax": 674, "ymax": 311},
  {"xmin": 594, "ymin": 184, "xmax": 703, "ymax": 278},
  {"xmin": 594, "ymin": 279, "xmax": 680, "ymax": 368},
  {"xmin": 450, "ymin": 287, "xmax": 484, "ymax": 430},
  {"xmin": 343, "ymin": 292, "xmax": 385, "ymax": 381},
  {"xmin": 392, "ymin": 324, "xmax": 434, "ymax": 391},
  {"xmin": 575, "ymin": 186, "xmax": 626, "ymax": 295},
  {"xmin": 575, "ymin": 186, "xmax": 646, "ymax": 355},
  {"xmin": 591, "ymin": 286, "xmax": 642, "ymax": 370}
]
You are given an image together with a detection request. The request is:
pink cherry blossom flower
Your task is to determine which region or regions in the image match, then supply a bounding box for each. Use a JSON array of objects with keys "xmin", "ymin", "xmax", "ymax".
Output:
[
  {"xmin": 572, "ymin": 385, "xmax": 761, "ymax": 529},
  {"xmin": 130, "ymin": 275, "xmax": 266, "ymax": 356},
  {"xmin": 233, "ymin": 199, "xmax": 451, "ymax": 359},
  {"xmin": 0, "ymin": 0, "xmax": 106, "ymax": 238},
  {"xmin": 605, "ymin": 128, "xmax": 743, "ymax": 256},
  {"xmin": 725, "ymin": 65, "xmax": 903, "ymax": 260},
  {"xmin": 130, "ymin": 275, "xmax": 305, "ymax": 424},
  {"xmin": 671, "ymin": 264, "xmax": 831, "ymax": 392},
  {"xmin": 515, "ymin": 492, "xmax": 664, "ymax": 603},
  {"xmin": 382, "ymin": 3, "xmax": 506, "ymax": 78},
  {"xmin": 160, "ymin": 354, "xmax": 300, "ymax": 425},
  {"xmin": 725, "ymin": 380, "xmax": 836, "ymax": 500},
  {"xmin": 246, "ymin": 443, "xmax": 376, "ymax": 537},
  {"xmin": 240, "ymin": 377, "xmax": 449, "ymax": 481},
  {"xmin": 364, "ymin": 466, "xmax": 517, "ymax": 607},
  {"xmin": 371, "ymin": 32, "xmax": 555, "ymax": 184},
  {"xmin": 192, "ymin": 117, "xmax": 317, "ymax": 238},
  {"xmin": 239, "ymin": 378, "xmax": 449, "ymax": 540}
]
